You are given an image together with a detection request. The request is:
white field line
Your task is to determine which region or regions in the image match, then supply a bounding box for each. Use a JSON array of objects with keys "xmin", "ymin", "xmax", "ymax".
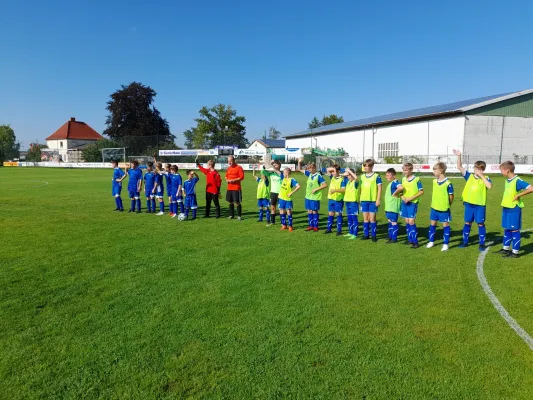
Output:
[
  {"xmin": 476, "ymin": 228, "xmax": 533, "ymax": 351},
  {"xmin": 30, "ymin": 181, "xmax": 48, "ymax": 188}
]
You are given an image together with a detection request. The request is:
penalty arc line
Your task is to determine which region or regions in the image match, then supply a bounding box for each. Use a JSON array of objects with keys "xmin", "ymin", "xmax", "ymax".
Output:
[{"xmin": 476, "ymin": 228, "xmax": 533, "ymax": 351}]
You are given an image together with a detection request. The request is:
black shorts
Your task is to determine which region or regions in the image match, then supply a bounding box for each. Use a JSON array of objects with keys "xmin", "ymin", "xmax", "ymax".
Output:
[
  {"xmin": 270, "ymin": 192, "xmax": 279, "ymax": 206},
  {"xmin": 226, "ymin": 190, "xmax": 242, "ymax": 203}
]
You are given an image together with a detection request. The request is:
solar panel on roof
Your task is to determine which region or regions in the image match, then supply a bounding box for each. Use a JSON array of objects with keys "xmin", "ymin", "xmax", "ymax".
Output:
[{"xmin": 286, "ymin": 92, "xmax": 516, "ymax": 137}]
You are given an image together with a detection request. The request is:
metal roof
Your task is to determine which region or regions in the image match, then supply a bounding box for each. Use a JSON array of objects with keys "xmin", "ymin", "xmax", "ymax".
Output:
[
  {"xmin": 286, "ymin": 90, "xmax": 533, "ymax": 138},
  {"xmin": 251, "ymin": 138, "xmax": 286, "ymax": 148}
]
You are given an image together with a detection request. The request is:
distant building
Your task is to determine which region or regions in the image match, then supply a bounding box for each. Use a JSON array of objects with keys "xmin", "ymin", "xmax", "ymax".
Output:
[
  {"xmin": 248, "ymin": 139, "xmax": 286, "ymax": 153},
  {"xmin": 285, "ymin": 90, "xmax": 533, "ymax": 164},
  {"xmin": 46, "ymin": 117, "xmax": 103, "ymax": 162}
]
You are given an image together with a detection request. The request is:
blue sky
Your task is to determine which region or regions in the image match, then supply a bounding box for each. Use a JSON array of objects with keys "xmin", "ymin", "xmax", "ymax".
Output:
[{"xmin": 2, "ymin": 0, "xmax": 532, "ymax": 150}]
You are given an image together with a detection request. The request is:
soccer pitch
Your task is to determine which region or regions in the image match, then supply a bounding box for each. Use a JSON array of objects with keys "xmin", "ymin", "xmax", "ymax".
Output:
[{"xmin": 2, "ymin": 167, "xmax": 533, "ymax": 399}]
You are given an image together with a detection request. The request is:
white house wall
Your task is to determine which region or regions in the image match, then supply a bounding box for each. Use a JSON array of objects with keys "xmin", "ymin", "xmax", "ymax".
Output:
[{"xmin": 286, "ymin": 116, "xmax": 465, "ymax": 160}]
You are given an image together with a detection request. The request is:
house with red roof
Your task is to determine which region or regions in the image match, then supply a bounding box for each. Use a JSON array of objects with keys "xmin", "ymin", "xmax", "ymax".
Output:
[{"xmin": 45, "ymin": 117, "xmax": 103, "ymax": 162}]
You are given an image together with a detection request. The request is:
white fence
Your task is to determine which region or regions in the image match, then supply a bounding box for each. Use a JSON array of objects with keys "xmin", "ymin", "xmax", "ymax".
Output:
[{"xmin": 15, "ymin": 162, "xmax": 296, "ymax": 171}]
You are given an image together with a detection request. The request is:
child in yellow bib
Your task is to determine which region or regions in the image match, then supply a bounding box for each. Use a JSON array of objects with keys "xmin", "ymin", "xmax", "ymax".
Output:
[
  {"xmin": 496, "ymin": 161, "xmax": 533, "ymax": 258},
  {"xmin": 453, "ymin": 149, "xmax": 492, "ymax": 251},
  {"xmin": 384, "ymin": 168, "xmax": 402, "ymax": 243},
  {"xmin": 325, "ymin": 164, "xmax": 348, "ymax": 235},
  {"xmin": 297, "ymin": 159, "xmax": 327, "ymax": 231},
  {"xmin": 426, "ymin": 163, "xmax": 454, "ymax": 252},
  {"xmin": 343, "ymin": 168, "xmax": 360, "ymax": 239},
  {"xmin": 360, "ymin": 159, "xmax": 382, "ymax": 241},
  {"xmin": 399, "ymin": 162, "xmax": 424, "ymax": 249},
  {"xmin": 253, "ymin": 164, "xmax": 271, "ymax": 223},
  {"xmin": 278, "ymin": 168, "xmax": 301, "ymax": 232}
]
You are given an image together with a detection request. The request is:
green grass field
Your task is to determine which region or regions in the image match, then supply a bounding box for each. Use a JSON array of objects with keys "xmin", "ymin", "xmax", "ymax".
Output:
[{"xmin": 2, "ymin": 167, "xmax": 533, "ymax": 399}]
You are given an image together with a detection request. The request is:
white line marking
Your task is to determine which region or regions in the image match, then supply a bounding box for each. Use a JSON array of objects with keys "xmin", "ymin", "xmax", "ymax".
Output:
[
  {"xmin": 477, "ymin": 229, "xmax": 533, "ymax": 351},
  {"xmin": 31, "ymin": 181, "xmax": 48, "ymax": 188}
]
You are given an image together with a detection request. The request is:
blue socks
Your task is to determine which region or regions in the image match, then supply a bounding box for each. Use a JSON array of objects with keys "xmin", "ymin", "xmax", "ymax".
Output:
[
  {"xmin": 411, "ymin": 224, "xmax": 419, "ymax": 244},
  {"xmin": 363, "ymin": 222, "xmax": 370, "ymax": 237},
  {"xmin": 327, "ymin": 215, "xmax": 334, "ymax": 231},
  {"xmin": 258, "ymin": 209, "xmax": 263, "ymax": 221},
  {"xmin": 281, "ymin": 214, "xmax": 287, "ymax": 226},
  {"xmin": 314, "ymin": 213, "xmax": 319, "ymax": 229},
  {"xmin": 179, "ymin": 202, "xmax": 185, "ymax": 214},
  {"xmin": 288, "ymin": 214, "xmax": 293, "ymax": 227},
  {"xmin": 136, "ymin": 199, "xmax": 141, "ymax": 211},
  {"xmin": 428, "ymin": 225, "xmax": 437, "ymax": 243},
  {"xmin": 159, "ymin": 202, "xmax": 164, "ymax": 212},
  {"xmin": 406, "ymin": 223, "xmax": 412, "ymax": 242},
  {"xmin": 503, "ymin": 229, "xmax": 512, "ymax": 250},
  {"xmin": 391, "ymin": 223, "xmax": 398, "ymax": 241},
  {"xmin": 266, "ymin": 209, "xmax": 271, "ymax": 222},
  {"xmin": 146, "ymin": 199, "xmax": 151, "ymax": 212},
  {"xmin": 443, "ymin": 226, "xmax": 451, "ymax": 245},
  {"xmin": 511, "ymin": 231, "xmax": 521, "ymax": 253},
  {"xmin": 370, "ymin": 222, "xmax": 377, "ymax": 238},
  {"xmin": 479, "ymin": 224, "xmax": 486, "ymax": 245},
  {"xmin": 308, "ymin": 214, "xmax": 312, "ymax": 227},
  {"xmin": 336, "ymin": 215, "xmax": 343, "ymax": 233},
  {"xmin": 463, "ymin": 224, "xmax": 471, "ymax": 245},
  {"xmin": 192, "ymin": 209, "xmax": 197, "ymax": 219},
  {"xmin": 130, "ymin": 199, "xmax": 135, "ymax": 211}
]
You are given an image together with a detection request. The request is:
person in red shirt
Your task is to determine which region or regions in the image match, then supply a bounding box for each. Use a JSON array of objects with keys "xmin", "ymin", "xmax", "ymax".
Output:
[
  {"xmin": 225, "ymin": 155, "xmax": 245, "ymax": 220},
  {"xmin": 196, "ymin": 158, "xmax": 222, "ymax": 218}
]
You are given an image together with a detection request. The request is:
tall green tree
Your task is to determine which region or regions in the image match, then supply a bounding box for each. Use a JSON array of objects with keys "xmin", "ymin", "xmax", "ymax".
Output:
[
  {"xmin": 104, "ymin": 82, "xmax": 173, "ymax": 154},
  {"xmin": 0, "ymin": 125, "xmax": 20, "ymax": 161},
  {"xmin": 268, "ymin": 126, "xmax": 281, "ymax": 140},
  {"xmin": 27, "ymin": 143, "xmax": 48, "ymax": 162},
  {"xmin": 184, "ymin": 104, "xmax": 247, "ymax": 148},
  {"xmin": 308, "ymin": 114, "xmax": 345, "ymax": 129}
]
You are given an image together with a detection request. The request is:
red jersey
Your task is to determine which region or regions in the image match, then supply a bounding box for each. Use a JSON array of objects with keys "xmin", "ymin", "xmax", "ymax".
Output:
[
  {"xmin": 197, "ymin": 164, "xmax": 222, "ymax": 194},
  {"xmin": 225, "ymin": 164, "xmax": 244, "ymax": 191}
]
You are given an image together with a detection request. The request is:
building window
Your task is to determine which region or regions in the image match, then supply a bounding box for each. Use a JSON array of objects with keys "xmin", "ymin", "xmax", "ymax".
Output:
[
  {"xmin": 378, "ymin": 142, "xmax": 399, "ymax": 159},
  {"xmin": 60, "ymin": 141, "xmax": 63, "ymax": 148}
]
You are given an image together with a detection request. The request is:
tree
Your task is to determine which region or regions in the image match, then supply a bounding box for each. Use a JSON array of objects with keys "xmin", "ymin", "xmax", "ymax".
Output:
[
  {"xmin": 27, "ymin": 143, "xmax": 48, "ymax": 162},
  {"xmin": 308, "ymin": 117, "xmax": 321, "ymax": 129},
  {"xmin": 321, "ymin": 114, "xmax": 344, "ymax": 126},
  {"xmin": 0, "ymin": 125, "xmax": 20, "ymax": 161},
  {"xmin": 104, "ymin": 82, "xmax": 173, "ymax": 154},
  {"xmin": 184, "ymin": 104, "xmax": 247, "ymax": 148},
  {"xmin": 268, "ymin": 126, "xmax": 281, "ymax": 140},
  {"xmin": 81, "ymin": 139, "xmax": 121, "ymax": 162},
  {"xmin": 308, "ymin": 114, "xmax": 345, "ymax": 129}
]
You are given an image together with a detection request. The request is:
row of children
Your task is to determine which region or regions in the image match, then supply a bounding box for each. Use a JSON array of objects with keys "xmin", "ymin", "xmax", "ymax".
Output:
[
  {"xmin": 254, "ymin": 151, "xmax": 533, "ymax": 257},
  {"xmin": 111, "ymin": 160, "xmax": 203, "ymax": 219}
]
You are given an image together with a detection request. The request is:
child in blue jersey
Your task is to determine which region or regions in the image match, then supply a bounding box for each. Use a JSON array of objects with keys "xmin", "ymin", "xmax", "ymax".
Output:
[
  {"xmin": 169, "ymin": 165, "xmax": 183, "ymax": 218},
  {"xmin": 143, "ymin": 162, "xmax": 156, "ymax": 213},
  {"xmin": 454, "ymin": 150, "xmax": 492, "ymax": 250},
  {"xmin": 111, "ymin": 160, "xmax": 125, "ymax": 212},
  {"xmin": 164, "ymin": 164, "xmax": 172, "ymax": 214},
  {"xmin": 183, "ymin": 170, "xmax": 200, "ymax": 220},
  {"xmin": 126, "ymin": 160, "xmax": 143, "ymax": 213},
  {"xmin": 154, "ymin": 162, "xmax": 165, "ymax": 215},
  {"xmin": 399, "ymin": 162, "xmax": 424, "ymax": 248},
  {"xmin": 325, "ymin": 164, "xmax": 348, "ymax": 236},
  {"xmin": 343, "ymin": 168, "xmax": 360, "ymax": 239},
  {"xmin": 278, "ymin": 168, "xmax": 301, "ymax": 232},
  {"xmin": 426, "ymin": 162, "xmax": 454, "ymax": 252},
  {"xmin": 360, "ymin": 159, "xmax": 382, "ymax": 241},
  {"xmin": 253, "ymin": 164, "xmax": 271, "ymax": 222},
  {"xmin": 495, "ymin": 161, "xmax": 533, "ymax": 258},
  {"xmin": 297, "ymin": 159, "xmax": 327, "ymax": 232},
  {"xmin": 384, "ymin": 168, "xmax": 402, "ymax": 243}
]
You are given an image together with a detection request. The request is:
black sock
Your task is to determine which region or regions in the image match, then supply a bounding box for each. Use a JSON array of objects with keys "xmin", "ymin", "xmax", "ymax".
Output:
[
  {"xmin": 229, "ymin": 203, "xmax": 235, "ymax": 217},
  {"xmin": 237, "ymin": 204, "xmax": 242, "ymax": 217},
  {"xmin": 271, "ymin": 213, "xmax": 276, "ymax": 224}
]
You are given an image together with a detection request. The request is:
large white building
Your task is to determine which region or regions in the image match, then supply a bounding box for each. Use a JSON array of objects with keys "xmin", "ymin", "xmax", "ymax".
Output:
[
  {"xmin": 46, "ymin": 117, "xmax": 103, "ymax": 162},
  {"xmin": 285, "ymin": 90, "xmax": 533, "ymax": 164}
]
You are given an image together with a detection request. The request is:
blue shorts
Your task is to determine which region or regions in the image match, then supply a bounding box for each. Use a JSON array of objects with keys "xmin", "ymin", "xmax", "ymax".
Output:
[
  {"xmin": 305, "ymin": 199, "xmax": 321, "ymax": 211},
  {"xmin": 278, "ymin": 199, "xmax": 293, "ymax": 210},
  {"xmin": 464, "ymin": 203, "xmax": 486, "ymax": 224},
  {"xmin": 502, "ymin": 207, "xmax": 522, "ymax": 230},
  {"xmin": 328, "ymin": 200, "xmax": 344, "ymax": 213},
  {"xmin": 184, "ymin": 194, "xmax": 198, "ymax": 209},
  {"xmin": 360, "ymin": 201, "xmax": 378, "ymax": 213},
  {"xmin": 430, "ymin": 208, "xmax": 452, "ymax": 223},
  {"xmin": 386, "ymin": 212, "xmax": 399, "ymax": 222},
  {"xmin": 345, "ymin": 202, "xmax": 359, "ymax": 215},
  {"xmin": 145, "ymin": 188, "xmax": 155, "ymax": 198},
  {"xmin": 128, "ymin": 190, "xmax": 140, "ymax": 199},
  {"xmin": 400, "ymin": 202, "xmax": 418, "ymax": 219},
  {"xmin": 257, "ymin": 198, "xmax": 270, "ymax": 208},
  {"xmin": 112, "ymin": 183, "xmax": 122, "ymax": 197},
  {"xmin": 156, "ymin": 189, "xmax": 164, "ymax": 198},
  {"xmin": 171, "ymin": 194, "xmax": 183, "ymax": 203}
]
